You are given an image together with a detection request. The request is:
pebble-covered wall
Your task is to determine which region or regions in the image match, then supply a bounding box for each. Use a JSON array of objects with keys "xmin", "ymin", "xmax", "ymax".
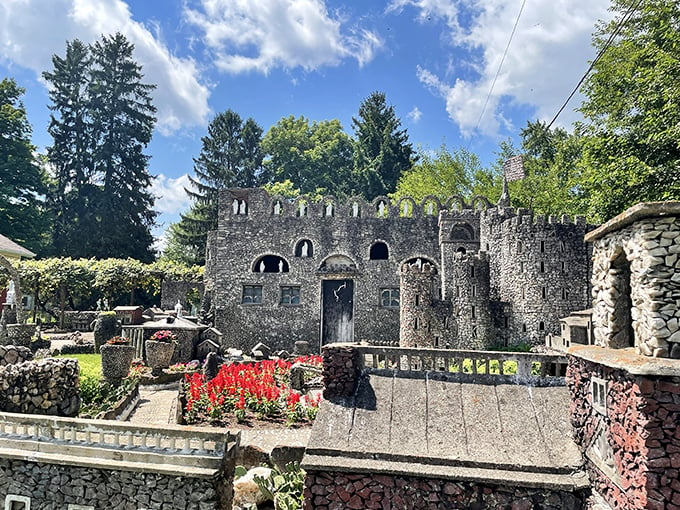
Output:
[
  {"xmin": 303, "ymin": 471, "xmax": 588, "ymax": 510},
  {"xmin": 0, "ymin": 357, "xmax": 80, "ymax": 416},
  {"xmin": 568, "ymin": 352, "xmax": 680, "ymax": 510},
  {"xmin": 321, "ymin": 344, "xmax": 361, "ymax": 400},
  {"xmin": 0, "ymin": 458, "xmax": 229, "ymax": 510},
  {"xmin": 586, "ymin": 204, "xmax": 680, "ymax": 358},
  {"xmin": 204, "ymin": 188, "xmax": 593, "ymax": 352}
]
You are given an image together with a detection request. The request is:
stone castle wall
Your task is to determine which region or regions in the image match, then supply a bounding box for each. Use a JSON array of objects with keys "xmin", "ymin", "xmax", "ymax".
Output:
[
  {"xmin": 399, "ymin": 262, "xmax": 439, "ymax": 348},
  {"xmin": 161, "ymin": 280, "xmax": 205, "ymax": 312},
  {"xmin": 0, "ymin": 357, "xmax": 80, "ymax": 416},
  {"xmin": 205, "ymin": 188, "xmax": 594, "ymax": 352}
]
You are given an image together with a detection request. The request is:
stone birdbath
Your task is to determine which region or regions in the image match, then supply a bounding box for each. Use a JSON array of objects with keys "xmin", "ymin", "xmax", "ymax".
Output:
[
  {"xmin": 100, "ymin": 336, "xmax": 136, "ymax": 385},
  {"xmin": 145, "ymin": 330, "xmax": 177, "ymax": 376}
]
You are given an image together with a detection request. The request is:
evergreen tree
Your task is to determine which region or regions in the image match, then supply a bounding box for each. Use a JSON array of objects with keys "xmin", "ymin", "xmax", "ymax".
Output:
[
  {"xmin": 352, "ymin": 91, "xmax": 415, "ymax": 198},
  {"xmin": 167, "ymin": 110, "xmax": 264, "ymax": 265},
  {"xmin": 88, "ymin": 33, "xmax": 157, "ymax": 262},
  {"xmin": 0, "ymin": 78, "xmax": 48, "ymax": 253},
  {"xmin": 42, "ymin": 40, "xmax": 93, "ymax": 257},
  {"xmin": 579, "ymin": 0, "xmax": 680, "ymax": 220}
]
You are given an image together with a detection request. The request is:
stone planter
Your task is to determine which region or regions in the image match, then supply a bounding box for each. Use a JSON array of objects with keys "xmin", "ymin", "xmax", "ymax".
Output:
[
  {"xmin": 100, "ymin": 343, "xmax": 136, "ymax": 384},
  {"xmin": 145, "ymin": 340, "xmax": 175, "ymax": 376}
]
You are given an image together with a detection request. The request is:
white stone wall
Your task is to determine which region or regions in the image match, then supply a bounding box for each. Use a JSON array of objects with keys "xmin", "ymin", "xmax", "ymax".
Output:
[{"xmin": 591, "ymin": 216, "xmax": 680, "ymax": 357}]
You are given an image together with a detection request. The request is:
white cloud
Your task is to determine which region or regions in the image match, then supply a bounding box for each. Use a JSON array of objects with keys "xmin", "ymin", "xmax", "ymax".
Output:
[
  {"xmin": 184, "ymin": 0, "xmax": 383, "ymax": 74},
  {"xmin": 0, "ymin": 0, "xmax": 210, "ymax": 134},
  {"xmin": 407, "ymin": 106, "xmax": 423, "ymax": 123},
  {"xmin": 152, "ymin": 173, "xmax": 192, "ymax": 216},
  {"xmin": 390, "ymin": 0, "xmax": 611, "ymax": 136}
]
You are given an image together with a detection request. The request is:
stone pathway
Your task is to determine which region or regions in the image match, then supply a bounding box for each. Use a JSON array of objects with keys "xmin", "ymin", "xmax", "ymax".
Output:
[{"xmin": 126, "ymin": 385, "xmax": 178, "ymax": 425}]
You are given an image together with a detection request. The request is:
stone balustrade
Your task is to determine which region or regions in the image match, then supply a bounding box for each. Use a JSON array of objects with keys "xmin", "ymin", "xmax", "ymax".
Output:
[
  {"xmin": 322, "ymin": 343, "xmax": 568, "ymax": 399},
  {"xmin": 0, "ymin": 411, "xmax": 235, "ymax": 462}
]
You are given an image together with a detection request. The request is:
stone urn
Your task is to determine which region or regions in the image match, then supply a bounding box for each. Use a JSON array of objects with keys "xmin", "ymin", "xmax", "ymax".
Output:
[
  {"xmin": 100, "ymin": 342, "xmax": 135, "ymax": 384},
  {"xmin": 145, "ymin": 340, "xmax": 175, "ymax": 376}
]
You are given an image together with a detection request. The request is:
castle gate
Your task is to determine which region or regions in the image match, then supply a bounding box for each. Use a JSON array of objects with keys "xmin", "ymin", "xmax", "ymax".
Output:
[{"xmin": 321, "ymin": 280, "xmax": 354, "ymax": 345}]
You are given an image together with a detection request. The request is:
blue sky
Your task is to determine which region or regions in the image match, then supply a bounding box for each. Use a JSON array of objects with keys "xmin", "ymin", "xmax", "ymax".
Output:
[{"xmin": 0, "ymin": 0, "xmax": 612, "ymax": 246}]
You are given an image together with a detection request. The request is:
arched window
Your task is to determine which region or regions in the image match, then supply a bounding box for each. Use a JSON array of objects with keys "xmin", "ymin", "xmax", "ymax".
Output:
[
  {"xmin": 253, "ymin": 255, "xmax": 289, "ymax": 273},
  {"xmin": 370, "ymin": 242, "xmax": 389, "ymax": 260},
  {"xmin": 403, "ymin": 257, "xmax": 438, "ymax": 273},
  {"xmin": 294, "ymin": 240, "xmax": 313, "ymax": 258},
  {"xmin": 450, "ymin": 223, "xmax": 474, "ymax": 241}
]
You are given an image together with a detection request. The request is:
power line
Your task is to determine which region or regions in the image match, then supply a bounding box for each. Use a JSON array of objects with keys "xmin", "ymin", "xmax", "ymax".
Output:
[
  {"xmin": 545, "ymin": 0, "xmax": 645, "ymax": 130},
  {"xmin": 470, "ymin": 0, "xmax": 528, "ymax": 139}
]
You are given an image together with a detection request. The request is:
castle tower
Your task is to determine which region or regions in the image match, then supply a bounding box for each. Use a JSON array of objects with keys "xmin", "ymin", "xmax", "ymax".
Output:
[
  {"xmin": 445, "ymin": 252, "xmax": 492, "ymax": 349},
  {"xmin": 399, "ymin": 261, "xmax": 439, "ymax": 348}
]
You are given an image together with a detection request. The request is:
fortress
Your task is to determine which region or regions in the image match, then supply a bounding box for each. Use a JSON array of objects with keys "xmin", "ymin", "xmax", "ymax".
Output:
[{"xmin": 204, "ymin": 186, "xmax": 595, "ymax": 352}]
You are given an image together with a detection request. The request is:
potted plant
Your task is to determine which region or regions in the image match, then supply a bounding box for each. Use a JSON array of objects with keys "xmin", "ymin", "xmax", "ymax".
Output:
[
  {"xmin": 100, "ymin": 336, "xmax": 135, "ymax": 385},
  {"xmin": 145, "ymin": 330, "xmax": 177, "ymax": 376}
]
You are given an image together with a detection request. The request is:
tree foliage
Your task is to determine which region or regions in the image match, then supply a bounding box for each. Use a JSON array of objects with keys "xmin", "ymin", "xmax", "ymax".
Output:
[
  {"xmin": 392, "ymin": 145, "xmax": 484, "ymax": 202},
  {"xmin": 0, "ymin": 78, "xmax": 48, "ymax": 253},
  {"xmin": 167, "ymin": 110, "xmax": 264, "ymax": 265},
  {"xmin": 352, "ymin": 91, "xmax": 415, "ymax": 198},
  {"xmin": 578, "ymin": 0, "xmax": 680, "ymax": 220},
  {"xmin": 261, "ymin": 116, "xmax": 355, "ymax": 196},
  {"xmin": 43, "ymin": 33, "xmax": 158, "ymax": 261}
]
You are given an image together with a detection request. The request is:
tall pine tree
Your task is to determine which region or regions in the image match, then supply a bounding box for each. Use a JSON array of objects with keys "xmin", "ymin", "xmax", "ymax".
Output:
[
  {"xmin": 352, "ymin": 91, "xmax": 415, "ymax": 198},
  {"xmin": 43, "ymin": 39, "xmax": 93, "ymax": 257},
  {"xmin": 44, "ymin": 33, "xmax": 158, "ymax": 261},
  {"xmin": 166, "ymin": 110, "xmax": 263, "ymax": 265},
  {"xmin": 0, "ymin": 78, "xmax": 48, "ymax": 254}
]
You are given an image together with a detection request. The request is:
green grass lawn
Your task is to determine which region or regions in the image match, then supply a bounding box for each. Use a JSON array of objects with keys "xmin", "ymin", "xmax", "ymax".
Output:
[{"xmin": 57, "ymin": 353, "xmax": 102, "ymax": 380}]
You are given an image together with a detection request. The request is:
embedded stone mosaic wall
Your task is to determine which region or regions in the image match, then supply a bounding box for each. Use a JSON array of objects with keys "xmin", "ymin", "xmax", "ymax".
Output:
[
  {"xmin": 0, "ymin": 458, "xmax": 229, "ymax": 509},
  {"xmin": 0, "ymin": 345, "xmax": 32, "ymax": 366},
  {"xmin": 303, "ymin": 471, "xmax": 588, "ymax": 510},
  {"xmin": 204, "ymin": 188, "xmax": 593, "ymax": 353},
  {"xmin": 2, "ymin": 324, "xmax": 36, "ymax": 347},
  {"xmin": 587, "ymin": 209, "xmax": 680, "ymax": 358},
  {"xmin": 321, "ymin": 344, "xmax": 360, "ymax": 400},
  {"xmin": 568, "ymin": 352, "xmax": 680, "ymax": 509},
  {"xmin": 0, "ymin": 358, "xmax": 80, "ymax": 416}
]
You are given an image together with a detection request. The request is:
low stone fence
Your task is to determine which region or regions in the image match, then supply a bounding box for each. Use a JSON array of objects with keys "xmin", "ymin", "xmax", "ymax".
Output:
[
  {"xmin": 0, "ymin": 412, "xmax": 239, "ymax": 509},
  {"xmin": 322, "ymin": 343, "xmax": 568, "ymax": 399},
  {"xmin": 0, "ymin": 357, "xmax": 80, "ymax": 416},
  {"xmin": 2, "ymin": 324, "xmax": 36, "ymax": 347},
  {"xmin": 63, "ymin": 310, "xmax": 98, "ymax": 331}
]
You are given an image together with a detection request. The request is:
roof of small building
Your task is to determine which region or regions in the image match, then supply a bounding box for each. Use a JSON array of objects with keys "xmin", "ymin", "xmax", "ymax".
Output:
[
  {"xmin": 0, "ymin": 234, "xmax": 35, "ymax": 259},
  {"xmin": 585, "ymin": 201, "xmax": 680, "ymax": 242},
  {"xmin": 113, "ymin": 306, "xmax": 143, "ymax": 312},
  {"xmin": 143, "ymin": 316, "xmax": 205, "ymax": 330}
]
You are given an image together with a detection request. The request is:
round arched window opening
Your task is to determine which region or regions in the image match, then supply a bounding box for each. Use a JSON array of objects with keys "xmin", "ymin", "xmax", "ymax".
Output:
[
  {"xmin": 294, "ymin": 240, "xmax": 314, "ymax": 258},
  {"xmin": 254, "ymin": 255, "xmax": 289, "ymax": 273},
  {"xmin": 456, "ymin": 247, "xmax": 467, "ymax": 254},
  {"xmin": 370, "ymin": 242, "xmax": 389, "ymax": 260},
  {"xmin": 403, "ymin": 257, "xmax": 438, "ymax": 273}
]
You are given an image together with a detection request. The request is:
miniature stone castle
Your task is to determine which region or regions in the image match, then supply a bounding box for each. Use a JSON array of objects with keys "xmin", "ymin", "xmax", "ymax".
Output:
[{"xmin": 204, "ymin": 187, "xmax": 594, "ymax": 351}]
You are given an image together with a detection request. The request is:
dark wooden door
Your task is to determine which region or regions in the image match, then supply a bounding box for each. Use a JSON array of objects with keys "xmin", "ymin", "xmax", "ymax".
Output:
[{"xmin": 321, "ymin": 280, "xmax": 354, "ymax": 345}]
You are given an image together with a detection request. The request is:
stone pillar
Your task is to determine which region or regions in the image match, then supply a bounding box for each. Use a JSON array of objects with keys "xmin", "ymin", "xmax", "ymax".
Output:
[{"xmin": 321, "ymin": 344, "xmax": 361, "ymax": 400}]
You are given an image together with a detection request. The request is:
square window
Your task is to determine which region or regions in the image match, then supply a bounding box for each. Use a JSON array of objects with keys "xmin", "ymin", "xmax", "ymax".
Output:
[
  {"xmin": 242, "ymin": 285, "xmax": 262, "ymax": 305},
  {"xmin": 591, "ymin": 377, "xmax": 608, "ymax": 415},
  {"xmin": 280, "ymin": 286, "xmax": 301, "ymax": 305},
  {"xmin": 4, "ymin": 495, "xmax": 30, "ymax": 510},
  {"xmin": 380, "ymin": 288, "xmax": 400, "ymax": 308}
]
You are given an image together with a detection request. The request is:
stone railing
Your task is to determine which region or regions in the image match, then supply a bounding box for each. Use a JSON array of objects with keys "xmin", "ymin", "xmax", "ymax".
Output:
[
  {"xmin": 0, "ymin": 411, "xmax": 237, "ymax": 472},
  {"xmin": 359, "ymin": 345, "xmax": 568, "ymax": 384},
  {"xmin": 322, "ymin": 343, "xmax": 568, "ymax": 399}
]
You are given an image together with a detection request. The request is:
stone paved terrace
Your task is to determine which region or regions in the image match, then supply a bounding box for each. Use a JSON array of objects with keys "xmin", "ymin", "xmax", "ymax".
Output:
[{"xmin": 303, "ymin": 347, "xmax": 589, "ymax": 492}]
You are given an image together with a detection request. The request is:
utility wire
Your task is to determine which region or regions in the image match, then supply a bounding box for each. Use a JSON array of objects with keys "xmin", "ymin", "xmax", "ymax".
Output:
[
  {"xmin": 545, "ymin": 0, "xmax": 645, "ymax": 129},
  {"xmin": 470, "ymin": 0, "xmax": 528, "ymax": 140}
]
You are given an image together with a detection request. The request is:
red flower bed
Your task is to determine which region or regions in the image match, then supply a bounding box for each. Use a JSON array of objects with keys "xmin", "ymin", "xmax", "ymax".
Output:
[{"xmin": 183, "ymin": 356, "xmax": 322, "ymax": 426}]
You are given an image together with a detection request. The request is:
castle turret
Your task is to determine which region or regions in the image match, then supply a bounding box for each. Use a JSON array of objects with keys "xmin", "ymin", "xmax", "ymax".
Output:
[{"xmin": 399, "ymin": 261, "xmax": 440, "ymax": 348}]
